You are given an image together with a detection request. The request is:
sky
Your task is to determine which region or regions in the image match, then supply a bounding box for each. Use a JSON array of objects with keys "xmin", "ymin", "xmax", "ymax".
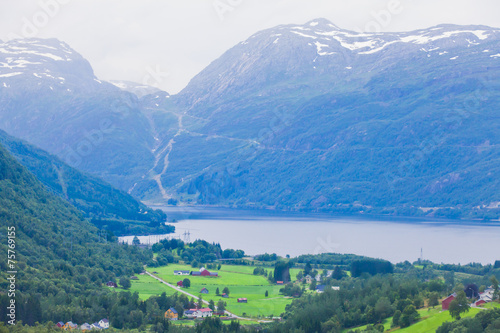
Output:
[{"xmin": 1, "ymin": 0, "xmax": 499, "ymax": 94}]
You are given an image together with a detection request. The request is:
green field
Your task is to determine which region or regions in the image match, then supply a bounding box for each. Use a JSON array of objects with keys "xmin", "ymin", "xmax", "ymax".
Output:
[
  {"xmin": 128, "ymin": 274, "xmax": 179, "ymax": 300},
  {"xmin": 136, "ymin": 263, "xmax": 296, "ymax": 317},
  {"xmin": 345, "ymin": 302, "xmax": 500, "ymax": 333}
]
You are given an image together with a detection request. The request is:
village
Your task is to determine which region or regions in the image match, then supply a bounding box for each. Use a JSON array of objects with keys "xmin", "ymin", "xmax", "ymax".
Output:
[{"xmin": 51, "ymin": 259, "xmax": 500, "ymax": 331}]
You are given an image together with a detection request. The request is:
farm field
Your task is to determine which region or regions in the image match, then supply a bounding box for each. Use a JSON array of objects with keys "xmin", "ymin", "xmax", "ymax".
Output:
[
  {"xmin": 137, "ymin": 263, "xmax": 297, "ymax": 317},
  {"xmin": 344, "ymin": 302, "xmax": 500, "ymax": 333},
  {"xmin": 128, "ymin": 274, "xmax": 178, "ymax": 300}
]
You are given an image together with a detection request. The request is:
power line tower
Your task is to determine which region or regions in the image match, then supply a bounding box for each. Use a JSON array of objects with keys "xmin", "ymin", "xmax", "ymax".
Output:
[{"xmin": 183, "ymin": 230, "xmax": 191, "ymax": 243}]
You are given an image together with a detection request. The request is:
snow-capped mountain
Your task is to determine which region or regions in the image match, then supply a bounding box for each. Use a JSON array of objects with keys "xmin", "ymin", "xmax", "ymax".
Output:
[
  {"xmin": 0, "ymin": 38, "xmax": 159, "ymax": 191},
  {"xmin": 178, "ymin": 19, "xmax": 500, "ymax": 108},
  {"xmin": 164, "ymin": 19, "xmax": 500, "ymax": 217},
  {"xmin": 0, "ymin": 38, "xmax": 102, "ymax": 91},
  {"xmin": 0, "ymin": 20, "xmax": 498, "ymax": 219}
]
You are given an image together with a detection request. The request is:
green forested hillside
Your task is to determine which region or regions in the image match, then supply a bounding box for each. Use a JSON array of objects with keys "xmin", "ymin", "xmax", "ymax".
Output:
[
  {"xmin": 0, "ymin": 130, "xmax": 171, "ymax": 235},
  {"xmin": 0, "ymin": 143, "xmax": 151, "ymax": 325}
]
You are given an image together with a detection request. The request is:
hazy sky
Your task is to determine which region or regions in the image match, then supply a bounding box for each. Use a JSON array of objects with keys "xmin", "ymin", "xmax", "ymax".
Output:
[{"xmin": 1, "ymin": 0, "xmax": 499, "ymax": 93}]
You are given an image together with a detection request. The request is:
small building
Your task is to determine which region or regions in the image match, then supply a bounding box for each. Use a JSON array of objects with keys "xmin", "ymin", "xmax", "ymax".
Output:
[
  {"xmin": 191, "ymin": 267, "xmax": 218, "ymax": 277},
  {"xmin": 222, "ymin": 293, "xmax": 229, "ymax": 298},
  {"xmin": 184, "ymin": 310, "xmax": 196, "ymax": 319},
  {"xmin": 165, "ymin": 307, "xmax": 178, "ymax": 320},
  {"xmin": 174, "ymin": 270, "xmax": 191, "ymax": 275},
  {"xmin": 177, "ymin": 281, "xmax": 183, "ymax": 287},
  {"xmin": 98, "ymin": 318, "xmax": 109, "ymax": 329},
  {"xmin": 332, "ymin": 286, "xmax": 340, "ymax": 291},
  {"xmin": 91, "ymin": 322, "xmax": 102, "ymax": 330},
  {"xmin": 237, "ymin": 298, "xmax": 247, "ymax": 303},
  {"xmin": 56, "ymin": 322, "xmax": 65, "ymax": 328},
  {"xmin": 316, "ymin": 285, "xmax": 326, "ymax": 293},
  {"xmin": 184, "ymin": 308, "xmax": 213, "ymax": 319},
  {"xmin": 442, "ymin": 293, "xmax": 456, "ymax": 311},
  {"xmin": 106, "ymin": 281, "xmax": 117, "ymax": 288},
  {"xmin": 200, "ymin": 288, "xmax": 209, "ymax": 294},
  {"xmin": 80, "ymin": 323, "xmax": 92, "ymax": 331},
  {"xmin": 196, "ymin": 308, "xmax": 213, "ymax": 318},
  {"xmin": 130, "ymin": 276, "xmax": 139, "ymax": 280},
  {"xmin": 63, "ymin": 321, "xmax": 78, "ymax": 330},
  {"xmin": 276, "ymin": 281, "xmax": 284, "ymax": 285},
  {"xmin": 475, "ymin": 300, "xmax": 487, "ymax": 307},
  {"xmin": 305, "ymin": 275, "xmax": 313, "ymax": 284}
]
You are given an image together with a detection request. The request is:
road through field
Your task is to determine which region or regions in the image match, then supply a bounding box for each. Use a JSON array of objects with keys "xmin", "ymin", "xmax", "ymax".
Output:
[{"xmin": 145, "ymin": 271, "xmax": 272, "ymax": 322}]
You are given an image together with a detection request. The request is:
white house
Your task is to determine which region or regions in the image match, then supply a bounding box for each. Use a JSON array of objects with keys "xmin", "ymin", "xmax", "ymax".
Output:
[
  {"xmin": 185, "ymin": 308, "xmax": 213, "ymax": 319},
  {"xmin": 99, "ymin": 318, "xmax": 109, "ymax": 329},
  {"xmin": 80, "ymin": 323, "xmax": 92, "ymax": 331},
  {"xmin": 174, "ymin": 270, "xmax": 190, "ymax": 275},
  {"xmin": 91, "ymin": 322, "xmax": 102, "ymax": 330}
]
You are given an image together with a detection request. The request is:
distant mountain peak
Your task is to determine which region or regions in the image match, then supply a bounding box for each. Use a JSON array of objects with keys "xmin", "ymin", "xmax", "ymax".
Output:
[{"xmin": 305, "ymin": 18, "xmax": 339, "ymax": 29}]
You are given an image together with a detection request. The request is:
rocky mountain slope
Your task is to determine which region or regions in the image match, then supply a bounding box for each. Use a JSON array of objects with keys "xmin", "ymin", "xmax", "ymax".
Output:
[{"xmin": 1, "ymin": 20, "xmax": 499, "ymax": 219}]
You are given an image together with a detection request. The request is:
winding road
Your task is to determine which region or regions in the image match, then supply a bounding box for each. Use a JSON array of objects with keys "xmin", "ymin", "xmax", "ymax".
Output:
[{"xmin": 144, "ymin": 271, "xmax": 250, "ymax": 321}]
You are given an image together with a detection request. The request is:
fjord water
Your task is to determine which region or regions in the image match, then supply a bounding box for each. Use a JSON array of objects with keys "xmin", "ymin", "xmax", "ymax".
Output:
[{"xmin": 120, "ymin": 207, "xmax": 500, "ymax": 265}]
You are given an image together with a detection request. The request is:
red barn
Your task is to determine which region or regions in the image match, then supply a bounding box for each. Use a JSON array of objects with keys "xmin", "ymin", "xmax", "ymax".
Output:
[
  {"xmin": 200, "ymin": 269, "xmax": 211, "ymax": 276},
  {"xmin": 177, "ymin": 281, "xmax": 183, "ymax": 287},
  {"xmin": 442, "ymin": 294, "xmax": 456, "ymax": 310},
  {"xmin": 475, "ymin": 300, "xmax": 486, "ymax": 306}
]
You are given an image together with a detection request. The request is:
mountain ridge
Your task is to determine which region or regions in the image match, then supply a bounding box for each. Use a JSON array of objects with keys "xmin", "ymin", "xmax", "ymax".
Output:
[{"xmin": 0, "ymin": 20, "xmax": 499, "ymax": 219}]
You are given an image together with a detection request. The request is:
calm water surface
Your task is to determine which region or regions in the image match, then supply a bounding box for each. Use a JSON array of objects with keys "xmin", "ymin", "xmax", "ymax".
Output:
[{"xmin": 120, "ymin": 207, "xmax": 500, "ymax": 265}]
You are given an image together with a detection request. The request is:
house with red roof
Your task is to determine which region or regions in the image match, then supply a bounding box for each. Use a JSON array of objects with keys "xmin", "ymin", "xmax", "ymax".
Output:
[{"xmin": 184, "ymin": 308, "xmax": 213, "ymax": 319}]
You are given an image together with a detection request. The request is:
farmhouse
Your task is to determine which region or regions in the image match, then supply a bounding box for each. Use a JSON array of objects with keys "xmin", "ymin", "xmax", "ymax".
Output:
[
  {"xmin": 222, "ymin": 293, "xmax": 229, "ymax": 298},
  {"xmin": 165, "ymin": 307, "xmax": 178, "ymax": 320},
  {"xmin": 99, "ymin": 318, "xmax": 109, "ymax": 329},
  {"xmin": 305, "ymin": 275, "xmax": 313, "ymax": 284},
  {"xmin": 191, "ymin": 267, "xmax": 218, "ymax": 277},
  {"xmin": 91, "ymin": 322, "xmax": 103, "ymax": 329},
  {"xmin": 316, "ymin": 285, "xmax": 326, "ymax": 293},
  {"xmin": 442, "ymin": 293, "xmax": 456, "ymax": 310},
  {"xmin": 184, "ymin": 308, "xmax": 213, "ymax": 319},
  {"xmin": 56, "ymin": 322, "xmax": 65, "ymax": 328},
  {"xmin": 200, "ymin": 287, "xmax": 209, "ymax": 294},
  {"xmin": 106, "ymin": 281, "xmax": 117, "ymax": 288},
  {"xmin": 177, "ymin": 281, "xmax": 183, "ymax": 287},
  {"xmin": 237, "ymin": 298, "xmax": 247, "ymax": 303},
  {"xmin": 174, "ymin": 270, "xmax": 190, "ymax": 275},
  {"xmin": 80, "ymin": 323, "xmax": 92, "ymax": 331},
  {"xmin": 63, "ymin": 321, "xmax": 78, "ymax": 330}
]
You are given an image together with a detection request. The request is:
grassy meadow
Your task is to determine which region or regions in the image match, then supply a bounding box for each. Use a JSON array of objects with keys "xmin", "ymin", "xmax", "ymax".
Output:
[{"xmin": 128, "ymin": 263, "xmax": 298, "ymax": 317}]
